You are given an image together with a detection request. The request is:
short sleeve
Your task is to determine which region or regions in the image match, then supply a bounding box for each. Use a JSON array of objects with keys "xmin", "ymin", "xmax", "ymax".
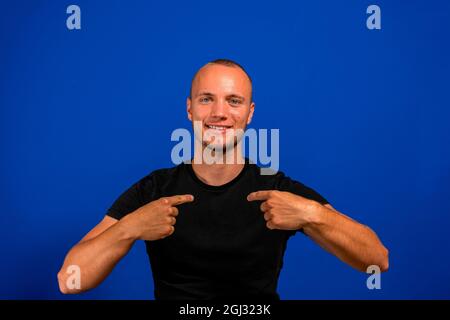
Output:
[
  {"xmin": 276, "ymin": 175, "xmax": 329, "ymax": 205},
  {"xmin": 106, "ymin": 181, "xmax": 145, "ymax": 220},
  {"xmin": 275, "ymin": 174, "xmax": 329, "ymax": 236}
]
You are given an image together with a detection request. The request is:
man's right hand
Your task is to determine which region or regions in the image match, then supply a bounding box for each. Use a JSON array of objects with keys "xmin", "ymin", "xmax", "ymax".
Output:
[{"xmin": 123, "ymin": 194, "xmax": 194, "ymax": 241}]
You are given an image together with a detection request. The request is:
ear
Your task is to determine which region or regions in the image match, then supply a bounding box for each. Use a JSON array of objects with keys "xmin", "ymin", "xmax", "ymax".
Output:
[
  {"xmin": 187, "ymin": 97, "xmax": 193, "ymax": 122},
  {"xmin": 246, "ymin": 101, "xmax": 255, "ymax": 125}
]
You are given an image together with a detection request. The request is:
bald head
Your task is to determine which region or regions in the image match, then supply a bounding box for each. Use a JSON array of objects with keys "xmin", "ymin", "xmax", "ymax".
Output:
[{"xmin": 190, "ymin": 59, "xmax": 253, "ymax": 102}]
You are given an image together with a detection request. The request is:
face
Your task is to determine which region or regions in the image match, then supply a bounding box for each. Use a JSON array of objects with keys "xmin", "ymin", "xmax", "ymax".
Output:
[{"xmin": 187, "ymin": 64, "xmax": 255, "ymax": 151}]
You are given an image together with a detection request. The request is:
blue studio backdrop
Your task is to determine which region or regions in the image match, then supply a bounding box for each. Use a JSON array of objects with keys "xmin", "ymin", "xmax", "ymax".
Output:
[{"xmin": 1, "ymin": 0, "xmax": 450, "ymax": 299}]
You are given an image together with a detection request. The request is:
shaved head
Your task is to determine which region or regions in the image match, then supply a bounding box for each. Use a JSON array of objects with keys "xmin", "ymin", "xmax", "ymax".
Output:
[{"xmin": 190, "ymin": 59, "xmax": 253, "ymax": 101}]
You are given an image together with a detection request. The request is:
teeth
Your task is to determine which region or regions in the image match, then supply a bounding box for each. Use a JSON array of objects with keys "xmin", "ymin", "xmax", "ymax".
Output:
[{"xmin": 207, "ymin": 125, "xmax": 229, "ymax": 130}]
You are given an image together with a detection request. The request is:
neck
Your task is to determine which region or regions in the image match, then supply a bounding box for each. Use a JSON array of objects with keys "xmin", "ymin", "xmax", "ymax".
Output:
[{"xmin": 191, "ymin": 144, "xmax": 246, "ymax": 186}]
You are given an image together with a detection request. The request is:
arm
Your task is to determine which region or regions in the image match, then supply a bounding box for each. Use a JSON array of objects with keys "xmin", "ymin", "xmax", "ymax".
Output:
[
  {"xmin": 57, "ymin": 194, "xmax": 194, "ymax": 294},
  {"xmin": 247, "ymin": 191, "xmax": 389, "ymax": 273},
  {"xmin": 57, "ymin": 215, "xmax": 136, "ymax": 294},
  {"xmin": 302, "ymin": 202, "xmax": 389, "ymax": 272}
]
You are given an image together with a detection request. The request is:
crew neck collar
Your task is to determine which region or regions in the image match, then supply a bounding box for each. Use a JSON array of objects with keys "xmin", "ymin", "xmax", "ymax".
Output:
[{"xmin": 184, "ymin": 159, "xmax": 251, "ymax": 191}]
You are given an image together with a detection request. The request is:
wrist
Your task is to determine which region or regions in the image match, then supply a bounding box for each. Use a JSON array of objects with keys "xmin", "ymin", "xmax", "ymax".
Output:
[
  {"xmin": 117, "ymin": 213, "xmax": 141, "ymax": 241},
  {"xmin": 302, "ymin": 201, "xmax": 326, "ymax": 230}
]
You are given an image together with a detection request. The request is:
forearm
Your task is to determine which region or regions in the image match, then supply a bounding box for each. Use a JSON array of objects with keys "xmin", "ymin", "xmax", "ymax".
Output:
[
  {"xmin": 303, "ymin": 203, "xmax": 389, "ymax": 272},
  {"xmin": 57, "ymin": 217, "xmax": 137, "ymax": 294}
]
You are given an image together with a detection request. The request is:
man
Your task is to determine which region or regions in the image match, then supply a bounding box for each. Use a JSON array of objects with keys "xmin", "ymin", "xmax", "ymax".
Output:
[{"xmin": 57, "ymin": 59, "xmax": 389, "ymax": 299}]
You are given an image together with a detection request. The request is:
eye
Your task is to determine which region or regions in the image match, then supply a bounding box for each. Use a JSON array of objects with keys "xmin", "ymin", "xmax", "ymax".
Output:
[
  {"xmin": 199, "ymin": 97, "xmax": 212, "ymax": 104},
  {"xmin": 229, "ymin": 98, "xmax": 242, "ymax": 106}
]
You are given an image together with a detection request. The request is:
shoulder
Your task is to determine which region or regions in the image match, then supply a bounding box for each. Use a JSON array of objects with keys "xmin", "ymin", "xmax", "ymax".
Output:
[
  {"xmin": 247, "ymin": 162, "xmax": 293, "ymax": 188},
  {"xmin": 248, "ymin": 163, "xmax": 329, "ymax": 205},
  {"xmin": 136, "ymin": 163, "xmax": 185, "ymax": 191},
  {"xmin": 105, "ymin": 163, "xmax": 185, "ymax": 220}
]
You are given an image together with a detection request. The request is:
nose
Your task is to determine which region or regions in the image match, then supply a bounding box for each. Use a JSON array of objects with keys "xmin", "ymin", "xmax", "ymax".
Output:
[{"xmin": 210, "ymin": 98, "xmax": 227, "ymax": 120}]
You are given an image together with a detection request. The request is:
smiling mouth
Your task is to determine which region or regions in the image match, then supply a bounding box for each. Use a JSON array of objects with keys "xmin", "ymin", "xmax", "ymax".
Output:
[{"xmin": 205, "ymin": 124, "xmax": 232, "ymax": 131}]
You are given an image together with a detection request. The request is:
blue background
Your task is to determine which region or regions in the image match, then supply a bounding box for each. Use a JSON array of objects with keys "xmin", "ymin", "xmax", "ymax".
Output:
[{"xmin": 1, "ymin": 0, "xmax": 449, "ymax": 299}]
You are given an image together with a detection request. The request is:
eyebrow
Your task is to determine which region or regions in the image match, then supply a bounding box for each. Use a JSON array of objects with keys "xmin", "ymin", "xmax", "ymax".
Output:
[
  {"xmin": 227, "ymin": 94, "xmax": 245, "ymax": 102},
  {"xmin": 197, "ymin": 91, "xmax": 215, "ymax": 97}
]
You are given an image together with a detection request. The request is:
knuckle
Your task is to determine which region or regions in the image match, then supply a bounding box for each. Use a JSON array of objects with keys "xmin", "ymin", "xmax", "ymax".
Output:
[
  {"xmin": 160, "ymin": 226, "xmax": 173, "ymax": 238},
  {"xmin": 272, "ymin": 191, "xmax": 281, "ymax": 198}
]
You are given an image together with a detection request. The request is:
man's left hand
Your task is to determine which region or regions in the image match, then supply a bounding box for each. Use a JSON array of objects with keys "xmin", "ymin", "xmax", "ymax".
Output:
[{"xmin": 247, "ymin": 190, "xmax": 319, "ymax": 230}]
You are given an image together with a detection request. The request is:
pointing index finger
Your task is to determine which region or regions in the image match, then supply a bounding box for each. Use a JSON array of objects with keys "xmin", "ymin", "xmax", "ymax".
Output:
[
  {"xmin": 247, "ymin": 190, "xmax": 273, "ymax": 201},
  {"xmin": 165, "ymin": 194, "xmax": 194, "ymax": 206}
]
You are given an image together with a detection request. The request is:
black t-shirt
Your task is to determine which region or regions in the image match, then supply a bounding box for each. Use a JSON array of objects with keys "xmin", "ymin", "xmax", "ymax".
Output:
[{"xmin": 106, "ymin": 160, "xmax": 328, "ymax": 300}]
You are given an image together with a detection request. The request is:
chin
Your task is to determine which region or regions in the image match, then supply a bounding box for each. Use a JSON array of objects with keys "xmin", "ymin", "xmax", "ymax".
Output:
[{"xmin": 203, "ymin": 141, "xmax": 238, "ymax": 153}]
